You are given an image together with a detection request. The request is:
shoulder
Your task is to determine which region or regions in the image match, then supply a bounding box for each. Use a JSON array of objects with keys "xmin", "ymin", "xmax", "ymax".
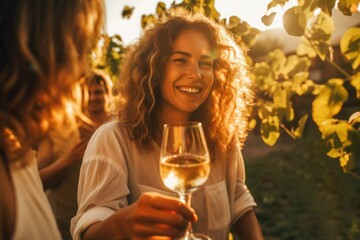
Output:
[
  {"xmin": 88, "ymin": 120, "xmax": 133, "ymax": 152},
  {"xmin": 93, "ymin": 120, "xmax": 128, "ymax": 139}
]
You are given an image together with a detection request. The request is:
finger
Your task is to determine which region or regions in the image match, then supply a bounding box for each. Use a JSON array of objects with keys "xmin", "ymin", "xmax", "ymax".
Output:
[
  {"xmin": 133, "ymin": 222, "xmax": 186, "ymax": 239},
  {"xmin": 134, "ymin": 236, "xmax": 171, "ymax": 240},
  {"xmin": 139, "ymin": 193, "xmax": 197, "ymax": 222},
  {"xmin": 134, "ymin": 206, "xmax": 189, "ymax": 230}
]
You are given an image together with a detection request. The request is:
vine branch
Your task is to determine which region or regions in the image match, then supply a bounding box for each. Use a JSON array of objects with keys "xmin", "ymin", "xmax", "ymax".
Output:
[{"xmin": 280, "ymin": 123, "xmax": 297, "ymax": 139}]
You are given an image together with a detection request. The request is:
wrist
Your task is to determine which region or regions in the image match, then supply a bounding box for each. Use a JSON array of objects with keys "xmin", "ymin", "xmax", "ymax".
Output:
[{"xmin": 57, "ymin": 156, "xmax": 72, "ymax": 170}]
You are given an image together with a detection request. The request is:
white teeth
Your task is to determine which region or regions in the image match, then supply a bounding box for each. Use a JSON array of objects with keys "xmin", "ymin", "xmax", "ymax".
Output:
[{"xmin": 177, "ymin": 87, "xmax": 200, "ymax": 93}]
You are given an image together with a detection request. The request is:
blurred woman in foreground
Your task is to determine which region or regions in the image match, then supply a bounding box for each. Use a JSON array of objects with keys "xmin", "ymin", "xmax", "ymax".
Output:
[{"xmin": 0, "ymin": 0, "xmax": 103, "ymax": 239}]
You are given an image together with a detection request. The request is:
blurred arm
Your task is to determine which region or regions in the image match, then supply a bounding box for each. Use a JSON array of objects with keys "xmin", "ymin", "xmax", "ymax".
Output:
[
  {"xmin": 37, "ymin": 138, "xmax": 88, "ymax": 189},
  {"xmin": 233, "ymin": 210, "xmax": 264, "ymax": 240}
]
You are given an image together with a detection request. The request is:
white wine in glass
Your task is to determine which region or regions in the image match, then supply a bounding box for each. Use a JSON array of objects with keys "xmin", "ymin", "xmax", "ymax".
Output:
[{"xmin": 160, "ymin": 122, "xmax": 211, "ymax": 240}]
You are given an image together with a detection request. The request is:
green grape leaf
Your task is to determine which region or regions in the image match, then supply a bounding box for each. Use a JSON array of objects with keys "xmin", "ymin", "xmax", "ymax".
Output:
[
  {"xmin": 292, "ymin": 72, "xmax": 310, "ymax": 95},
  {"xmin": 307, "ymin": 13, "xmax": 334, "ymax": 60},
  {"xmin": 327, "ymin": 147, "xmax": 342, "ymax": 158},
  {"xmin": 340, "ymin": 27, "xmax": 360, "ymax": 69},
  {"xmin": 177, "ymin": 0, "xmax": 220, "ymax": 19},
  {"xmin": 278, "ymin": 105, "xmax": 295, "ymax": 122},
  {"xmin": 258, "ymin": 104, "xmax": 273, "ymax": 120},
  {"xmin": 227, "ymin": 15, "xmax": 260, "ymax": 47},
  {"xmin": 297, "ymin": 38, "xmax": 317, "ymax": 58},
  {"xmin": 262, "ymin": 12, "xmax": 277, "ymax": 26},
  {"xmin": 344, "ymin": 129, "xmax": 360, "ymax": 172},
  {"xmin": 202, "ymin": 0, "xmax": 220, "ymax": 19},
  {"xmin": 248, "ymin": 118, "xmax": 257, "ymax": 130},
  {"xmin": 286, "ymin": 105, "xmax": 295, "ymax": 121},
  {"xmin": 341, "ymin": 153, "xmax": 355, "ymax": 172},
  {"xmin": 267, "ymin": 0, "xmax": 289, "ymax": 10},
  {"xmin": 156, "ymin": 2, "xmax": 166, "ymax": 16},
  {"xmin": 299, "ymin": 0, "xmax": 319, "ymax": 19},
  {"xmin": 293, "ymin": 114, "xmax": 309, "ymax": 138},
  {"xmin": 311, "ymin": 29, "xmax": 332, "ymax": 42},
  {"xmin": 312, "ymin": 79, "xmax": 349, "ymax": 125},
  {"xmin": 311, "ymin": 12, "xmax": 335, "ymax": 38},
  {"xmin": 319, "ymin": 119, "xmax": 358, "ymax": 171},
  {"xmin": 228, "ymin": 16, "xmax": 241, "ymax": 28},
  {"xmin": 283, "ymin": 55, "xmax": 301, "ymax": 76},
  {"xmin": 301, "ymin": 79, "xmax": 317, "ymax": 95},
  {"xmin": 316, "ymin": 42, "xmax": 332, "ymax": 61},
  {"xmin": 267, "ymin": 49, "xmax": 287, "ymax": 75},
  {"xmin": 141, "ymin": 14, "xmax": 157, "ymax": 29},
  {"xmin": 320, "ymin": 119, "xmax": 353, "ymax": 147},
  {"xmin": 284, "ymin": 55, "xmax": 311, "ymax": 77},
  {"xmin": 273, "ymin": 86, "xmax": 288, "ymax": 108},
  {"xmin": 293, "ymin": 72, "xmax": 309, "ymax": 84},
  {"xmin": 350, "ymin": 72, "xmax": 360, "ymax": 99},
  {"xmin": 317, "ymin": 0, "xmax": 336, "ymax": 16},
  {"xmin": 338, "ymin": 0, "xmax": 360, "ymax": 16},
  {"xmin": 252, "ymin": 62, "xmax": 275, "ymax": 89},
  {"xmin": 261, "ymin": 116, "xmax": 280, "ymax": 146},
  {"xmin": 122, "ymin": 6, "xmax": 134, "ymax": 19},
  {"xmin": 282, "ymin": 6, "xmax": 307, "ymax": 36},
  {"xmin": 241, "ymin": 27, "xmax": 261, "ymax": 47}
]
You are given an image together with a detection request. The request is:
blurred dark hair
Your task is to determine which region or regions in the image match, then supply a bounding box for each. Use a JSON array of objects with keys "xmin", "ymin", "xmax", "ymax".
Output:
[{"xmin": 0, "ymin": 0, "xmax": 104, "ymax": 161}]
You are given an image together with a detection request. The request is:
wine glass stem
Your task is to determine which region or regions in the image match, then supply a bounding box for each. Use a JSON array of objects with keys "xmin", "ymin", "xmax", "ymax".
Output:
[{"xmin": 179, "ymin": 193, "xmax": 194, "ymax": 239}]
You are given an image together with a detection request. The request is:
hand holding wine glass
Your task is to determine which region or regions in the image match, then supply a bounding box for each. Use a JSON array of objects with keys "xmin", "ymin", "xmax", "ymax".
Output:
[{"xmin": 160, "ymin": 122, "xmax": 211, "ymax": 240}]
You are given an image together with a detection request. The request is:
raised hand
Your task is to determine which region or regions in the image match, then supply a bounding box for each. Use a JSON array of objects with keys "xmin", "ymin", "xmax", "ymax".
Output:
[
  {"xmin": 60, "ymin": 139, "xmax": 89, "ymax": 167},
  {"xmin": 83, "ymin": 192, "xmax": 198, "ymax": 240}
]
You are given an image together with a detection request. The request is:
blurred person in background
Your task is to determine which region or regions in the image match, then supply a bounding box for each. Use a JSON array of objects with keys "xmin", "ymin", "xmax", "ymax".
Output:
[
  {"xmin": 79, "ymin": 69, "xmax": 114, "ymax": 139},
  {"xmin": 36, "ymin": 69, "xmax": 113, "ymax": 239},
  {"xmin": 0, "ymin": 0, "xmax": 104, "ymax": 239}
]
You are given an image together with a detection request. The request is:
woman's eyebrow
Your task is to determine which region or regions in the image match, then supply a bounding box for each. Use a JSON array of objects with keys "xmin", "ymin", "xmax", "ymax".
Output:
[
  {"xmin": 170, "ymin": 51, "xmax": 213, "ymax": 59},
  {"xmin": 170, "ymin": 51, "xmax": 191, "ymax": 57}
]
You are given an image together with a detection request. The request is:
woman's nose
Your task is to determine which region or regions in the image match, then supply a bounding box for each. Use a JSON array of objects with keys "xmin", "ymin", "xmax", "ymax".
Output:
[{"xmin": 186, "ymin": 63, "xmax": 202, "ymax": 80}]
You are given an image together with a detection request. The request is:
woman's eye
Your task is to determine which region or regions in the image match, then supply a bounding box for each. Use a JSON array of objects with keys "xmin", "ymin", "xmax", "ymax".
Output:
[
  {"xmin": 199, "ymin": 61, "xmax": 213, "ymax": 68},
  {"xmin": 174, "ymin": 58, "xmax": 187, "ymax": 63}
]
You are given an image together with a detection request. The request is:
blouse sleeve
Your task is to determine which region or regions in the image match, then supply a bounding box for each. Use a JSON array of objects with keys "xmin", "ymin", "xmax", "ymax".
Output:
[
  {"xmin": 71, "ymin": 122, "xmax": 130, "ymax": 240},
  {"xmin": 230, "ymin": 142, "xmax": 257, "ymax": 225}
]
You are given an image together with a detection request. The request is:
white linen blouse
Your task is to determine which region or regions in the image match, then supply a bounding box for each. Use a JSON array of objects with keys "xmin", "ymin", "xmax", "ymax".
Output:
[
  {"xmin": 71, "ymin": 121, "xmax": 256, "ymax": 240},
  {"xmin": 11, "ymin": 149, "xmax": 61, "ymax": 240}
]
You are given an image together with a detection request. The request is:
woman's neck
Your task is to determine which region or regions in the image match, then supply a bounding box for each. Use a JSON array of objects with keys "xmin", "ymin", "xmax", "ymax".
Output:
[
  {"xmin": 157, "ymin": 106, "xmax": 191, "ymax": 126},
  {"xmin": 152, "ymin": 107, "xmax": 191, "ymax": 147}
]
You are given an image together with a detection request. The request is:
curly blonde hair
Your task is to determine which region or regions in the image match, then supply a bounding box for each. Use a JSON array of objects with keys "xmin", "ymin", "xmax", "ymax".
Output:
[
  {"xmin": 0, "ymin": 0, "xmax": 104, "ymax": 161},
  {"xmin": 117, "ymin": 9, "xmax": 253, "ymax": 153}
]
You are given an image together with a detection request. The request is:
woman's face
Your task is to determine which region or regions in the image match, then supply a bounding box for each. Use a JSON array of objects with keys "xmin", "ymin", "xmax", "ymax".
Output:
[{"xmin": 160, "ymin": 29, "xmax": 214, "ymax": 120}]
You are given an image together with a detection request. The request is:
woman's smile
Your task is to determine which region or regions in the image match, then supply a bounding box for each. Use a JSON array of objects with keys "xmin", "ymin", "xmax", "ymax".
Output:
[{"xmin": 176, "ymin": 86, "xmax": 202, "ymax": 94}]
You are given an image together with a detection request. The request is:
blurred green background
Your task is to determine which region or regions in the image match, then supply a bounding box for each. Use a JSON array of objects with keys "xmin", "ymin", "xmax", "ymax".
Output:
[{"xmin": 244, "ymin": 131, "xmax": 360, "ymax": 240}]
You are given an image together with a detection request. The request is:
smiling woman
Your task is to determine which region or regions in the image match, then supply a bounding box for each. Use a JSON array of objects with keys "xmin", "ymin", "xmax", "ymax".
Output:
[{"xmin": 71, "ymin": 8, "xmax": 263, "ymax": 240}]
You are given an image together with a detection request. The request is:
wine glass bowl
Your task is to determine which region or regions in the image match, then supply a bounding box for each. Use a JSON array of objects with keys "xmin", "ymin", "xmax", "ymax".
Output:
[
  {"xmin": 160, "ymin": 122, "xmax": 211, "ymax": 240},
  {"xmin": 160, "ymin": 154, "xmax": 210, "ymax": 194}
]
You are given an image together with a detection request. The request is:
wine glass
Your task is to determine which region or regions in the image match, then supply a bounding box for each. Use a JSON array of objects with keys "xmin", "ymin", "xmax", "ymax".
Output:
[{"xmin": 159, "ymin": 122, "xmax": 211, "ymax": 240}]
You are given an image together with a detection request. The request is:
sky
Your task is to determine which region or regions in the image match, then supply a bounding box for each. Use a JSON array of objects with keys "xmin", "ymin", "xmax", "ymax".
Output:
[{"xmin": 104, "ymin": 0, "xmax": 297, "ymax": 45}]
